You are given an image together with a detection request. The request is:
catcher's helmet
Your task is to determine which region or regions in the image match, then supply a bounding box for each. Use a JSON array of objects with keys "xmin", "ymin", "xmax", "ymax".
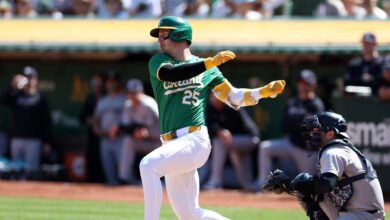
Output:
[
  {"xmin": 315, "ymin": 111, "xmax": 349, "ymax": 139},
  {"xmin": 150, "ymin": 16, "xmax": 192, "ymax": 45}
]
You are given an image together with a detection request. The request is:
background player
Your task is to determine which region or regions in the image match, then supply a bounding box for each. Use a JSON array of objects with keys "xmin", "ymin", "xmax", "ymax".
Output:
[{"xmin": 139, "ymin": 16, "xmax": 286, "ymax": 220}]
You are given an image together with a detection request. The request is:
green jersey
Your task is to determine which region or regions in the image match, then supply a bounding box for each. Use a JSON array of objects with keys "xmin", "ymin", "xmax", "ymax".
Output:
[{"xmin": 148, "ymin": 53, "xmax": 226, "ymax": 134}]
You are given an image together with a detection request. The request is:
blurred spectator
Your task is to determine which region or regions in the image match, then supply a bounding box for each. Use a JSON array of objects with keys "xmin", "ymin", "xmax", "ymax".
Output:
[
  {"xmin": 210, "ymin": 0, "xmax": 285, "ymax": 19},
  {"xmin": 340, "ymin": 0, "xmax": 366, "ymax": 18},
  {"xmin": 63, "ymin": 0, "xmax": 96, "ymax": 17},
  {"xmin": 13, "ymin": 0, "xmax": 37, "ymax": 17},
  {"xmin": 236, "ymin": 0, "xmax": 263, "ymax": 19},
  {"xmin": 0, "ymin": 66, "xmax": 52, "ymax": 180},
  {"xmin": 343, "ymin": 32, "xmax": 383, "ymax": 95},
  {"xmin": 209, "ymin": 0, "xmax": 261, "ymax": 19},
  {"xmin": 164, "ymin": 0, "xmax": 210, "ymax": 17},
  {"xmin": 259, "ymin": 0, "xmax": 286, "ymax": 18},
  {"xmin": 314, "ymin": 0, "xmax": 347, "ymax": 16},
  {"xmin": 0, "ymin": 0, "xmax": 12, "ymax": 18},
  {"xmin": 253, "ymin": 69, "xmax": 324, "ymax": 190},
  {"xmin": 209, "ymin": 0, "xmax": 236, "ymax": 18},
  {"xmin": 50, "ymin": 0, "xmax": 73, "ymax": 14},
  {"xmin": 202, "ymin": 95, "xmax": 260, "ymax": 191},
  {"xmin": 182, "ymin": 0, "xmax": 210, "ymax": 17},
  {"xmin": 361, "ymin": 0, "xmax": 387, "ymax": 19},
  {"xmin": 32, "ymin": 0, "xmax": 66, "ymax": 18},
  {"xmin": 79, "ymin": 73, "xmax": 106, "ymax": 183},
  {"xmin": 109, "ymin": 79, "xmax": 160, "ymax": 184},
  {"xmin": 98, "ymin": 0, "xmax": 129, "ymax": 18},
  {"xmin": 383, "ymin": 0, "xmax": 390, "ymax": 16},
  {"xmin": 163, "ymin": 0, "xmax": 184, "ymax": 16},
  {"xmin": 128, "ymin": 0, "xmax": 161, "ymax": 17},
  {"xmin": 92, "ymin": 70, "xmax": 126, "ymax": 185},
  {"xmin": 373, "ymin": 58, "xmax": 390, "ymax": 101},
  {"xmin": 96, "ymin": 0, "xmax": 129, "ymax": 15},
  {"xmin": 316, "ymin": 0, "xmax": 367, "ymax": 18}
]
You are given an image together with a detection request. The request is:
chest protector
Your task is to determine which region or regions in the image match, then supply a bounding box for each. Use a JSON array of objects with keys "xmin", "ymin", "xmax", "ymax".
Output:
[{"xmin": 317, "ymin": 139, "xmax": 377, "ymax": 211}]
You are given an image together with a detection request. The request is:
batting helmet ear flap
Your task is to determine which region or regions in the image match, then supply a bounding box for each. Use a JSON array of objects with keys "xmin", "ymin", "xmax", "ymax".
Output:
[{"xmin": 168, "ymin": 25, "xmax": 192, "ymax": 45}]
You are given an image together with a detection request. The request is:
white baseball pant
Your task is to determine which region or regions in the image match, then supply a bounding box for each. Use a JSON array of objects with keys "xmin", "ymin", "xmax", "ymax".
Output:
[{"xmin": 139, "ymin": 126, "xmax": 230, "ymax": 220}]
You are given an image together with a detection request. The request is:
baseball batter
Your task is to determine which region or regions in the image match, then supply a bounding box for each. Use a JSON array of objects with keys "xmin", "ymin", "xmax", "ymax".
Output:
[{"xmin": 139, "ymin": 16, "xmax": 286, "ymax": 220}]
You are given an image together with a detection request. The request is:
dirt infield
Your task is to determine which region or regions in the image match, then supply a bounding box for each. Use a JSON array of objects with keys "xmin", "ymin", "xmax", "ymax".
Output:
[{"xmin": 0, "ymin": 181, "xmax": 389, "ymax": 210}]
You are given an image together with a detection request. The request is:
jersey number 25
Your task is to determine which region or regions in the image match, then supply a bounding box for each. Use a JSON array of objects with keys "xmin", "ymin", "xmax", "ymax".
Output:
[{"xmin": 182, "ymin": 90, "xmax": 200, "ymax": 106}]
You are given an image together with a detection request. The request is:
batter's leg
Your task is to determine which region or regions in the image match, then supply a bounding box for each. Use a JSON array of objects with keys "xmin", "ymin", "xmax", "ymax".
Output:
[
  {"xmin": 139, "ymin": 129, "xmax": 218, "ymax": 220},
  {"xmin": 140, "ymin": 136, "xmax": 205, "ymax": 220},
  {"xmin": 165, "ymin": 170, "xmax": 230, "ymax": 220}
]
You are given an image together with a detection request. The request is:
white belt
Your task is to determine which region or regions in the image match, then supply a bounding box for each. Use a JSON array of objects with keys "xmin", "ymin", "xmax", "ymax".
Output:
[{"xmin": 161, "ymin": 125, "xmax": 204, "ymax": 141}]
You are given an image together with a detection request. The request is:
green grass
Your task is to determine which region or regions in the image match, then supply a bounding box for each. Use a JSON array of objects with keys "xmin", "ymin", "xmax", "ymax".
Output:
[{"xmin": 0, "ymin": 196, "xmax": 307, "ymax": 220}]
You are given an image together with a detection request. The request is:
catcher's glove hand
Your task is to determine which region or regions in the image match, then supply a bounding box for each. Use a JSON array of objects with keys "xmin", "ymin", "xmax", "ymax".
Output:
[{"xmin": 261, "ymin": 169, "xmax": 291, "ymax": 194}]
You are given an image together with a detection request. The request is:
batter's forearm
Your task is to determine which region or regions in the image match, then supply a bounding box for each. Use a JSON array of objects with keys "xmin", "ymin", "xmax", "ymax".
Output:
[
  {"xmin": 228, "ymin": 87, "xmax": 262, "ymax": 108},
  {"xmin": 211, "ymin": 81, "xmax": 262, "ymax": 109},
  {"xmin": 212, "ymin": 80, "xmax": 286, "ymax": 109},
  {"xmin": 158, "ymin": 62, "xmax": 206, "ymax": 82}
]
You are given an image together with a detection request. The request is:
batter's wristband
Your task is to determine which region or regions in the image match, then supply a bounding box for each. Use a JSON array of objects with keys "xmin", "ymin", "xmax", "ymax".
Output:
[{"xmin": 204, "ymin": 58, "xmax": 215, "ymax": 70}]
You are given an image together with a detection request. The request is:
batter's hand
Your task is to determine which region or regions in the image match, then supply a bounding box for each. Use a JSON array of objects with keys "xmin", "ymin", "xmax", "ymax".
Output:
[
  {"xmin": 259, "ymin": 80, "xmax": 286, "ymax": 98},
  {"xmin": 204, "ymin": 50, "xmax": 236, "ymax": 70}
]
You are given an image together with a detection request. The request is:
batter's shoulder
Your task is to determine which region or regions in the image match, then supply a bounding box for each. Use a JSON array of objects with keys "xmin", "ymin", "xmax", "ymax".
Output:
[
  {"xmin": 148, "ymin": 53, "xmax": 170, "ymax": 79},
  {"xmin": 149, "ymin": 53, "xmax": 172, "ymax": 65}
]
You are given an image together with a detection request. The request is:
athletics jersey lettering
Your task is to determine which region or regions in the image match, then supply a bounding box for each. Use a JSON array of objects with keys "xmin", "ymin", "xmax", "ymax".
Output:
[{"xmin": 163, "ymin": 74, "xmax": 204, "ymax": 95}]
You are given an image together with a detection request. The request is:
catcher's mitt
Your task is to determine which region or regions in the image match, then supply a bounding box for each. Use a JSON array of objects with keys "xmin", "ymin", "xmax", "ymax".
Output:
[{"xmin": 261, "ymin": 169, "xmax": 291, "ymax": 194}]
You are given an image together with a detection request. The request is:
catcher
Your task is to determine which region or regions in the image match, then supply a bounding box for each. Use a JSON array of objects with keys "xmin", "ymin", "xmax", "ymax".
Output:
[{"xmin": 262, "ymin": 111, "xmax": 385, "ymax": 220}]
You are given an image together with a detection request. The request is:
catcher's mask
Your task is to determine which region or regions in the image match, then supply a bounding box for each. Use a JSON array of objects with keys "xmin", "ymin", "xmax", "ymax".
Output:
[
  {"xmin": 302, "ymin": 111, "xmax": 349, "ymax": 153},
  {"xmin": 150, "ymin": 16, "xmax": 192, "ymax": 45}
]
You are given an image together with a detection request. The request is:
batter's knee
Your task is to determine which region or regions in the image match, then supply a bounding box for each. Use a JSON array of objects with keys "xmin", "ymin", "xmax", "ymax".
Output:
[
  {"xmin": 139, "ymin": 155, "xmax": 163, "ymax": 177},
  {"xmin": 139, "ymin": 156, "xmax": 153, "ymax": 174}
]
